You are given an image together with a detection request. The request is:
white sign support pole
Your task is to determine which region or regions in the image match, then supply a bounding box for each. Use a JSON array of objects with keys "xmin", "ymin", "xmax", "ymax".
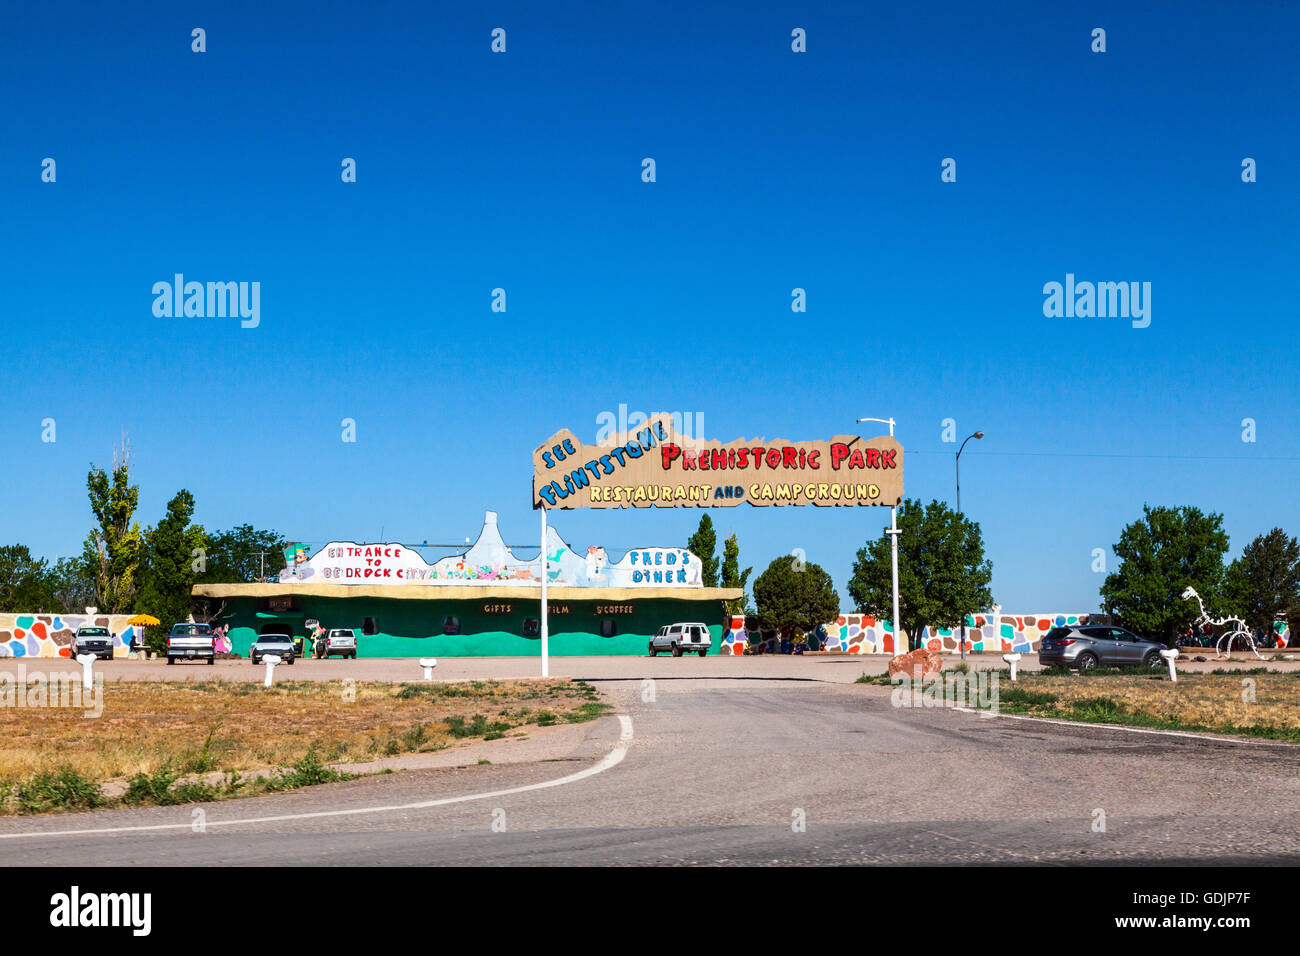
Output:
[
  {"xmin": 887, "ymin": 418, "xmax": 901, "ymax": 653},
  {"xmin": 856, "ymin": 415, "xmax": 902, "ymax": 654},
  {"xmin": 540, "ymin": 507, "xmax": 549, "ymax": 678},
  {"xmin": 889, "ymin": 514, "xmax": 901, "ymax": 651}
]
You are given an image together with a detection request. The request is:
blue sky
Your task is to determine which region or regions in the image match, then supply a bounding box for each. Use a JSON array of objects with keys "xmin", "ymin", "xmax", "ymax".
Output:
[{"xmin": 2, "ymin": 0, "xmax": 1297, "ymax": 611}]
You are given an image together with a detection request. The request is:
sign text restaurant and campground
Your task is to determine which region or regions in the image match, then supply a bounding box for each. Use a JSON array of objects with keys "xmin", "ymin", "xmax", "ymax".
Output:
[{"xmin": 533, "ymin": 418, "xmax": 904, "ymax": 510}]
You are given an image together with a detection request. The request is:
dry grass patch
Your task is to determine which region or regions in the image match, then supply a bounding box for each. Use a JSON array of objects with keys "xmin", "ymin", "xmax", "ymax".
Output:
[
  {"xmin": 0, "ymin": 678, "xmax": 609, "ymax": 813},
  {"xmin": 995, "ymin": 670, "xmax": 1300, "ymax": 740}
]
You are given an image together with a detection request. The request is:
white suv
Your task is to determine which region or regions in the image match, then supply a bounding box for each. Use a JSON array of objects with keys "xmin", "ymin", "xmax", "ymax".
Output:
[{"xmin": 649, "ymin": 622, "xmax": 711, "ymax": 657}]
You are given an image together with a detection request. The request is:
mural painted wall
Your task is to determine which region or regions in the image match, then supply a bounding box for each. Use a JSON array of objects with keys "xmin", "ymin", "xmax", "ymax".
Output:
[
  {"xmin": 722, "ymin": 612, "xmax": 1102, "ymax": 655},
  {"xmin": 822, "ymin": 612, "xmax": 1099, "ymax": 655},
  {"xmin": 0, "ymin": 614, "xmax": 140, "ymax": 658},
  {"xmin": 277, "ymin": 511, "xmax": 703, "ymax": 588}
]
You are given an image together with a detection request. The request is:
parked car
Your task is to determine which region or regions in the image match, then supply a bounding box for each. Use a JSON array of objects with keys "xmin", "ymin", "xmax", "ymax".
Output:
[
  {"xmin": 315, "ymin": 628, "xmax": 357, "ymax": 659},
  {"xmin": 166, "ymin": 622, "xmax": 215, "ymax": 665},
  {"xmin": 1038, "ymin": 624, "xmax": 1165, "ymax": 670},
  {"xmin": 250, "ymin": 633, "xmax": 296, "ymax": 666},
  {"xmin": 649, "ymin": 622, "xmax": 711, "ymax": 657},
  {"xmin": 73, "ymin": 625, "xmax": 114, "ymax": 661}
]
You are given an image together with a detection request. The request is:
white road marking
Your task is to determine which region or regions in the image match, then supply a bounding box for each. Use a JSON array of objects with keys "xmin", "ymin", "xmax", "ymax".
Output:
[
  {"xmin": 955, "ymin": 707, "xmax": 1289, "ymax": 745},
  {"xmin": 0, "ymin": 715, "xmax": 633, "ymax": 840}
]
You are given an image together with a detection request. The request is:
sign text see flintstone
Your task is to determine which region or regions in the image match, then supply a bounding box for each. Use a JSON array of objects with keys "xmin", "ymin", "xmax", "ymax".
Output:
[{"xmin": 533, "ymin": 417, "xmax": 903, "ymax": 509}]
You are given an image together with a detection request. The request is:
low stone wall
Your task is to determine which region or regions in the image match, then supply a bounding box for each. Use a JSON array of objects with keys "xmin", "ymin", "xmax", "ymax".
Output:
[
  {"xmin": 0, "ymin": 613, "xmax": 140, "ymax": 658},
  {"xmin": 721, "ymin": 612, "xmax": 1100, "ymax": 655},
  {"xmin": 4, "ymin": 610, "xmax": 1287, "ymax": 658},
  {"xmin": 728, "ymin": 613, "xmax": 1294, "ymax": 658}
]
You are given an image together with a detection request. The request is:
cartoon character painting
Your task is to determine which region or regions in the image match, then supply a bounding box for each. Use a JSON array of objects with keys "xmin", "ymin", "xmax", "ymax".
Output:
[
  {"xmin": 585, "ymin": 546, "xmax": 608, "ymax": 583},
  {"xmin": 281, "ymin": 543, "xmax": 314, "ymax": 581}
]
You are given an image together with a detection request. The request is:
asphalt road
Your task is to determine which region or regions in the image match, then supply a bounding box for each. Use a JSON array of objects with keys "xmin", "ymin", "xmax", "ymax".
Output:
[{"xmin": 3, "ymin": 676, "xmax": 1298, "ymax": 865}]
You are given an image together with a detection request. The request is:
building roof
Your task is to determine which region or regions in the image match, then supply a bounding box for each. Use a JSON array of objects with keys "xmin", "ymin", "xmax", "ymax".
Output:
[{"xmin": 191, "ymin": 583, "xmax": 743, "ymax": 602}]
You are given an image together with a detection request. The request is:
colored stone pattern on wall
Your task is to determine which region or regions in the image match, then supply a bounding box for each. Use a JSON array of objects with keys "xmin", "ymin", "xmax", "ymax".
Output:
[
  {"xmin": 821, "ymin": 612, "xmax": 1093, "ymax": 654},
  {"xmin": 818, "ymin": 614, "xmax": 901, "ymax": 654},
  {"xmin": 718, "ymin": 616, "xmax": 787, "ymax": 655},
  {"xmin": 725, "ymin": 612, "xmax": 1097, "ymax": 655},
  {"xmin": 720, "ymin": 616, "xmax": 748, "ymax": 655},
  {"xmin": 0, "ymin": 614, "xmax": 140, "ymax": 658}
]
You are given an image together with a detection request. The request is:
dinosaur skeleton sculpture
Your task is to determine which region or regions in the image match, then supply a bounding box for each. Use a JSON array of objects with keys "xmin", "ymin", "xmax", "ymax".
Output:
[{"xmin": 1180, "ymin": 586, "xmax": 1264, "ymax": 660}]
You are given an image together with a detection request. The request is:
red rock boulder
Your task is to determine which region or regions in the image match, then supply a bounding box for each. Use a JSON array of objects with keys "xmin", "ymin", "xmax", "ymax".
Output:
[{"xmin": 888, "ymin": 647, "xmax": 943, "ymax": 681}]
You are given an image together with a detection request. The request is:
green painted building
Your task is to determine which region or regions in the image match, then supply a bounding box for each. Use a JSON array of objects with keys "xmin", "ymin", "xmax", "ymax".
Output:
[
  {"xmin": 191, "ymin": 583, "xmax": 739, "ymax": 656},
  {"xmin": 191, "ymin": 512, "xmax": 740, "ymax": 656}
]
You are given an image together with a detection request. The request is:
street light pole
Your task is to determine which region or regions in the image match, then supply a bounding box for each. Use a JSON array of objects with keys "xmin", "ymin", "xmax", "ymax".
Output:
[
  {"xmin": 955, "ymin": 430, "xmax": 984, "ymax": 661},
  {"xmin": 540, "ymin": 507, "xmax": 549, "ymax": 678},
  {"xmin": 857, "ymin": 417, "xmax": 901, "ymax": 653}
]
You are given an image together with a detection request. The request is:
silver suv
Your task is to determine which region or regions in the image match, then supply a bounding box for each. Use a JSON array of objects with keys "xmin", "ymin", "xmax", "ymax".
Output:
[
  {"xmin": 315, "ymin": 628, "xmax": 357, "ymax": 659},
  {"xmin": 1038, "ymin": 624, "xmax": 1166, "ymax": 670}
]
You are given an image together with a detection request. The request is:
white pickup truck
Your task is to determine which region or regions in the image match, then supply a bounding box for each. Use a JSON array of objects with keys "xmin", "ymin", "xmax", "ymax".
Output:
[
  {"xmin": 73, "ymin": 625, "xmax": 115, "ymax": 661},
  {"xmin": 166, "ymin": 623, "xmax": 216, "ymax": 665}
]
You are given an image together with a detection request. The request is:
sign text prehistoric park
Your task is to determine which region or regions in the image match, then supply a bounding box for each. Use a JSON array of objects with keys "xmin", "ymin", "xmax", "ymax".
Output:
[{"xmin": 533, "ymin": 417, "xmax": 904, "ymax": 510}]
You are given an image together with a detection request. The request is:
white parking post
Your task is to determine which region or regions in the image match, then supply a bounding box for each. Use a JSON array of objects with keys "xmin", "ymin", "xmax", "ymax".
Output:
[
  {"xmin": 1160, "ymin": 648, "xmax": 1179, "ymax": 683},
  {"xmin": 75, "ymin": 653, "xmax": 96, "ymax": 691},
  {"xmin": 262, "ymin": 654, "xmax": 282, "ymax": 687},
  {"xmin": 419, "ymin": 657, "xmax": 438, "ymax": 680},
  {"xmin": 1002, "ymin": 652, "xmax": 1022, "ymax": 682}
]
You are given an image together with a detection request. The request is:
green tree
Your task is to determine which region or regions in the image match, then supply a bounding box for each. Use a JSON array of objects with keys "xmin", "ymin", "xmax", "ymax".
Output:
[
  {"xmin": 50, "ymin": 556, "xmax": 95, "ymax": 613},
  {"xmin": 0, "ymin": 545, "xmax": 60, "ymax": 611},
  {"xmin": 198, "ymin": 525, "xmax": 288, "ymax": 583},
  {"xmin": 719, "ymin": 532, "xmax": 752, "ymax": 615},
  {"xmin": 752, "ymin": 554, "xmax": 839, "ymax": 640},
  {"xmin": 83, "ymin": 444, "xmax": 143, "ymax": 613},
  {"xmin": 137, "ymin": 490, "xmax": 206, "ymax": 634},
  {"xmin": 1225, "ymin": 528, "xmax": 1300, "ymax": 630},
  {"xmin": 848, "ymin": 498, "xmax": 993, "ymax": 652},
  {"xmin": 686, "ymin": 514, "xmax": 719, "ymax": 588},
  {"xmin": 1099, "ymin": 504, "xmax": 1230, "ymax": 644}
]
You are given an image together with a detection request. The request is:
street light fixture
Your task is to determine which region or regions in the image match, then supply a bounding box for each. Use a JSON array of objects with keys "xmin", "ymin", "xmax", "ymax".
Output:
[
  {"xmin": 956, "ymin": 431, "xmax": 982, "ymax": 514},
  {"xmin": 955, "ymin": 430, "xmax": 984, "ymax": 661},
  {"xmin": 857, "ymin": 417, "xmax": 902, "ymax": 654}
]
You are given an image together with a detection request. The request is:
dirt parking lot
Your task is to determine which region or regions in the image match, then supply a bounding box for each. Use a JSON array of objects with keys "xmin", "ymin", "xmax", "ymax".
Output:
[{"xmin": 3, "ymin": 651, "xmax": 1295, "ymax": 685}]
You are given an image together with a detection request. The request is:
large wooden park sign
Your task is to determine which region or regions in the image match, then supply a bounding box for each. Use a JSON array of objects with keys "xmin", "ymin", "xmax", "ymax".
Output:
[{"xmin": 533, "ymin": 416, "xmax": 904, "ymax": 510}]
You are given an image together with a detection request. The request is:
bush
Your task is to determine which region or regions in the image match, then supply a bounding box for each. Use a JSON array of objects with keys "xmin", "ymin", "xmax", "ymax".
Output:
[
  {"xmin": 123, "ymin": 766, "xmax": 179, "ymax": 805},
  {"xmin": 264, "ymin": 749, "xmax": 352, "ymax": 792},
  {"xmin": 565, "ymin": 702, "xmax": 611, "ymax": 723},
  {"xmin": 444, "ymin": 714, "xmax": 512, "ymax": 738},
  {"xmin": 144, "ymin": 627, "xmax": 168, "ymax": 657},
  {"xmin": 16, "ymin": 767, "xmax": 104, "ymax": 813}
]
